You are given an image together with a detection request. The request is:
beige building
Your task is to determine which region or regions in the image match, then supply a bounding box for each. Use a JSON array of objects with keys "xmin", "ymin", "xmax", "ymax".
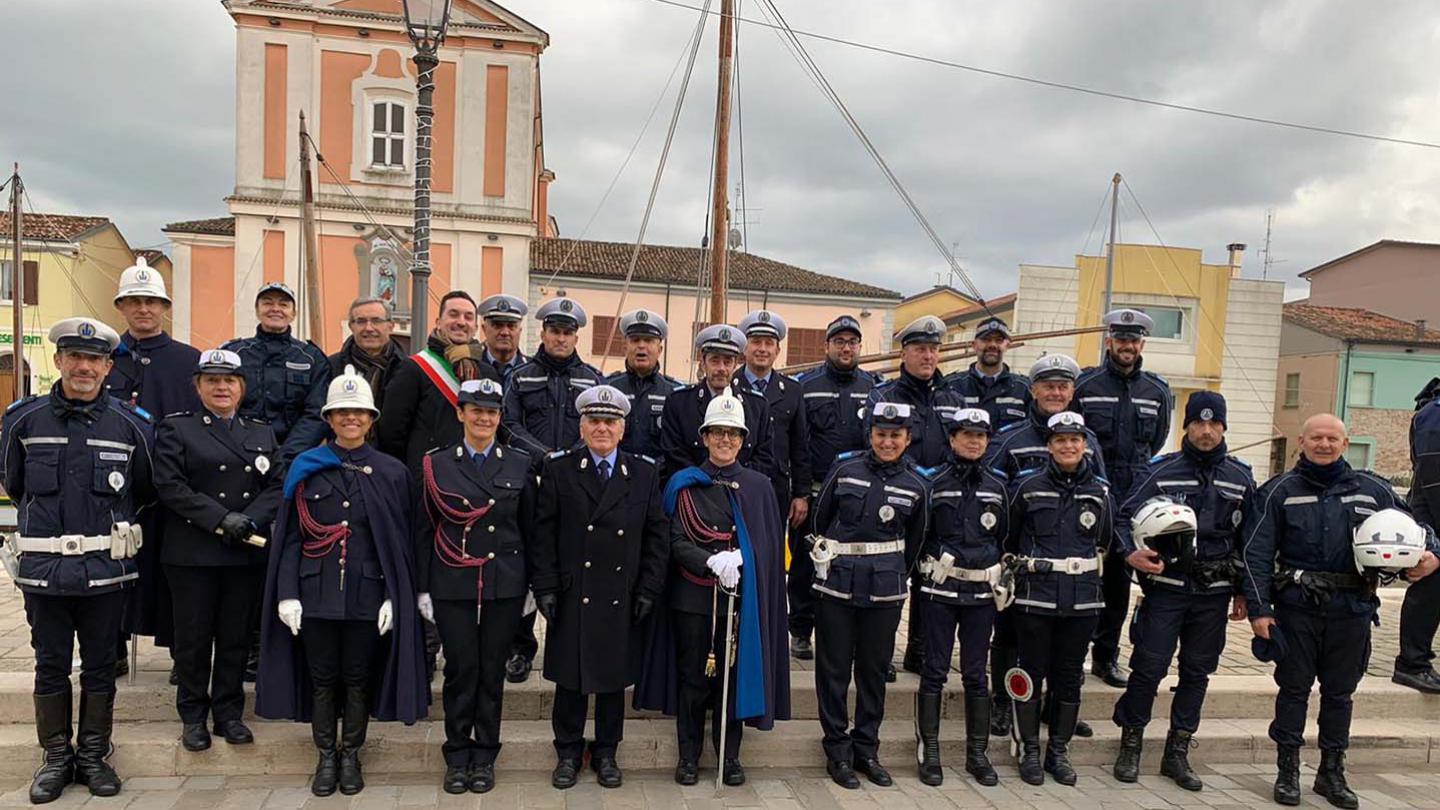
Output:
[{"xmin": 1299, "ymin": 240, "xmax": 1440, "ymax": 323}]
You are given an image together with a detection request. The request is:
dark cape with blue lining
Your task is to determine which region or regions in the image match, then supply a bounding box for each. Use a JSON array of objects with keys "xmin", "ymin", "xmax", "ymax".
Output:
[
  {"xmin": 633, "ymin": 464, "xmax": 790, "ymax": 729},
  {"xmin": 254, "ymin": 442, "xmax": 429, "ymax": 723}
]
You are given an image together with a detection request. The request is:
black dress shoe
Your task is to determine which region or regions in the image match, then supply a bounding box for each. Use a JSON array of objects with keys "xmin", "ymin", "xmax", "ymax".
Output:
[
  {"xmin": 214, "ymin": 720, "xmax": 254, "ymax": 745},
  {"xmin": 592, "ymin": 756, "xmax": 622, "ymax": 788},
  {"xmin": 551, "ymin": 758, "xmax": 580, "ymax": 789},
  {"xmin": 674, "ymin": 759, "xmax": 699, "ymax": 785},
  {"xmin": 504, "ymin": 654, "xmax": 531, "ymax": 684},
  {"xmin": 854, "ymin": 757, "xmax": 893, "ymax": 787},
  {"xmin": 885, "ymin": 663, "xmax": 897, "ymax": 683},
  {"xmin": 790, "ymin": 635, "xmax": 814, "ymax": 661},
  {"xmin": 169, "ymin": 665, "xmax": 180, "ymax": 686},
  {"xmin": 1092, "ymin": 660, "xmax": 1128, "ymax": 688},
  {"xmin": 1393, "ymin": 668, "xmax": 1440, "ymax": 694},
  {"xmin": 827, "ymin": 760, "xmax": 860, "ymax": 789},
  {"xmin": 468, "ymin": 761, "xmax": 495, "ymax": 794},
  {"xmin": 1075, "ymin": 719, "xmax": 1094, "ymax": 738},
  {"xmin": 114, "ymin": 657, "xmax": 129, "ymax": 679},
  {"xmin": 442, "ymin": 765, "xmax": 469, "ymax": 794},
  {"xmin": 181, "ymin": 723, "xmax": 211, "ymax": 752},
  {"xmin": 722, "ymin": 758, "xmax": 746, "ymax": 786}
]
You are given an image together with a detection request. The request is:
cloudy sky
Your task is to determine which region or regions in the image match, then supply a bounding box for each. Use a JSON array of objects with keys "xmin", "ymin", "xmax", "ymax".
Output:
[{"xmin": 6, "ymin": 0, "xmax": 1440, "ymax": 299}]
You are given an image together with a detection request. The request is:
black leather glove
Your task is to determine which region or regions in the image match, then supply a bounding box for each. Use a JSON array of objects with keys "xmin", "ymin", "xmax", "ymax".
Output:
[
  {"xmin": 218, "ymin": 512, "xmax": 254, "ymax": 547},
  {"xmin": 632, "ymin": 595, "xmax": 655, "ymax": 625},
  {"xmin": 535, "ymin": 593, "xmax": 558, "ymax": 622}
]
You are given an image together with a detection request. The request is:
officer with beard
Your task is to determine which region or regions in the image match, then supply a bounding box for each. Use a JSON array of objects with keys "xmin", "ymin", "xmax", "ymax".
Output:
[{"xmin": 945, "ymin": 317, "xmax": 1031, "ymax": 431}]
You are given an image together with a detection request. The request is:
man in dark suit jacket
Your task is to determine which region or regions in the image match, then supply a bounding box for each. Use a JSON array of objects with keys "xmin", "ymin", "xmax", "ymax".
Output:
[{"xmin": 531, "ymin": 384, "xmax": 669, "ymax": 790}]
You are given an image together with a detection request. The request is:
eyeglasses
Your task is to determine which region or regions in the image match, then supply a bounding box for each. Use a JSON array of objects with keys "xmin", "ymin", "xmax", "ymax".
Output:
[
  {"xmin": 350, "ymin": 317, "xmax": 391, "ymax": 327},
  {"xmin": 707, "ymin": 428, "xmax": 745, "ymax": 440},
  {"xmin": 829, "ymin": 338, "xmax": 861, "ymax": 348}
]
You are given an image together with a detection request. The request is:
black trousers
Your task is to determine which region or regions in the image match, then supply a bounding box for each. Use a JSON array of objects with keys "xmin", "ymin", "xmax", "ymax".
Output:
[
  {"xmin": 1397, "ymin": 568, "xmax": 1440, "ymax": 674},
  {"xmin": 673, "ymin": 610, "xmax": 743, "ymax": 763},
  {"xmin": 786, "ymin": 520, "xmax": 816, "ymax": 640},
  {"xmin": 510, "ymin": 610, "xmax": 539, "ymax": 663},
  {"xmin": 1270, "ymin": 605, "xmax": 1370, "ymax": 752},
  {"xmin": 1091, "ymin": 550, "xmax": 1131, "ymax": 667},
  {"xmin": 904, "ymin": 579, "xmax": 923, "ymax": 660},
  {"xmin": 300, "ymin": 618, "xmax": 380, "ymax": 690},
  {"xmin": 26, "ymin": 589, "xmax": 128, "ymax": 695},
  {"xmin": 990, "ymin": 608, "xmax": 1016, "ymax": 698},
  {"xmin": 814, "ymin": 599, "xmax": 901, "ymax": 763},
  {"xmin": 918, "ymin": 598, "xmax": 995, "ymax": 696},
  {"xmin": 1014, "ymin": 611, "xmax": 1098, "ymax": 705},
  {"xmin": 434, "ymin": 596, "xmax": 524, "ymax": 766},
  {"xmin": 1112, "ymin": 590, "xmax": 1228, "ymax": 732},
  {"xmin": 552, "ymin": 686, "xmax": 624, "ymax": 760},
  {"xmin": 167, "ymin": 564, "xmax": 264, "ymax": 724}
]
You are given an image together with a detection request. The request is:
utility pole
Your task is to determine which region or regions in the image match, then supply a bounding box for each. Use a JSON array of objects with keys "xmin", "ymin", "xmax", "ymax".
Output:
[
  {"xmin": 9, "ymin": 165, "xmax": 23, "ymax": 403},
  {"xmin": 1099, "ymin": 172, "xmax": 1120, "ymax": 363},
  {"xmin": 707, "ymin": 0, "xmax": 736, "ymax": 325},
  {"xmin": 298, "ymin": 113, "xmax": 323, "ymax": 343}
]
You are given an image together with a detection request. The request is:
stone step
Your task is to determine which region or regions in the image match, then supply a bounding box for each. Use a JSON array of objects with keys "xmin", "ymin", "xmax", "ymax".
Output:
[
  {"xmin": 0, "ymin": 670, "xmax": 1434, "ymax": 725},
  {"xmin": 0, "ymin": 716, "xmax": 1434, "ymax": 781}
]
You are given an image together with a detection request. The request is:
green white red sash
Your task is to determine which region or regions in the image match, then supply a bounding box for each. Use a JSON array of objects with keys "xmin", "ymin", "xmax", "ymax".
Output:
[{"xmin": 412, "ymin": 348, "xmax": 459, "ymax": 407}]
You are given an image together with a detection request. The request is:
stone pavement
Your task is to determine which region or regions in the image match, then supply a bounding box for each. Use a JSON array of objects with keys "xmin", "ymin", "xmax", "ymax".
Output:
[{"xmin": 2, "ymin": 763, "xmax": 1440, "ymax": 809}]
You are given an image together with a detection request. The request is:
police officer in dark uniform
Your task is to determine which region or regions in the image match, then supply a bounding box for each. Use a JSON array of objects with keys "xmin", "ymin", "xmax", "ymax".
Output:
[
  {"xmin": 604, "ymin": 309, "xmax": 679, "ymax": 465},
  {"xmin": 2, "ymin": 317, "xmax": 155, "ymax": 803},
  {"xmin": 809, "ymin": 402, "xmax": 928, "ymax": 789},
  {"xmin": 222, "ymin": 282, "xmax": 331, "ymax": 464},
  {"xmin": 944, "ymin": 316, "xmax": 1031, "ymax": 431},
  {"xmin": 1242, "ymin": 413, "xmax": 1440, "ymax": 808},
  {"xmin": 735, "ymin": 309, "xmax": 811, "ymax": 533},
  {"xmin": 500, "ymin": 296, "xmax": 602, "ymax": 682},
  {"xmin": 1111, "ymin": 392, "xmax": 1254, "ymax": 791},
  {"xmin": 531, "ymin": 385, "xmax": 669, "ymax": 790},
  {"xmin": 1393, "ymin": 377, "xmax": 1440, "ymax": 693},
  {"xmin": 792, "ymin": 315, "xmax": 879, "ymax": 660},
  {"xmin": 660, "ymin": 324, "xmax": 774, "ymax": 481},
  {"xmin": 477, "ymin": 294, "xmax": 529, "ymax": 384},
  {"xmin": 866, "ymin": 315, "xmax": 961, "ymax": 675},
  {"xmin": 415, "ymin": 378, "xmax": 536, "ymax": 794},
  {"xmin": 153, "ymin": 349, "xmax": 282, "ymax": 752},
  {"xmin": 1073, "ymin": 309, "xmax": 1174, "ymax": 688},
  {"xmin": 1005, "ymin": 411, "xmax": 1116, "ymax": 787},
  {"xmin": 914, "ymin": 408, "xmax": 1009, "ymax": 787}
]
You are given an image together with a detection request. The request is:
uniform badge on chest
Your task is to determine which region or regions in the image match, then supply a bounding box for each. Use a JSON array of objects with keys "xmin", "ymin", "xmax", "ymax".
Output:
[
  {"xmin": 1079, "ymin": 509, "xmax": 1097, "ymax": 530},
  {"xmin": 1232, "ymin": 509, "xmax": 1243, "ymax": 527},
  {"xmin": 980, "ymin": 510, "xmax": 998, "ymax": 531},
  {"xmin": 878, "ymin": 504, "xmax": 895, "ymax": 522},
  {"xmin": 256, "ymin": 455, "xmax": 270, "ymax": 475},
  {"xmin": 107, "ymin": 471, "xmax": 125, "ymax": 492}
]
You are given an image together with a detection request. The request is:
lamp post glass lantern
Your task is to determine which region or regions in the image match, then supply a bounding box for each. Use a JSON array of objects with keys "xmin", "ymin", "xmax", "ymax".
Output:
[{"xmin": 401, "ymin": 0, "xmax": 453, "ymax": 341}]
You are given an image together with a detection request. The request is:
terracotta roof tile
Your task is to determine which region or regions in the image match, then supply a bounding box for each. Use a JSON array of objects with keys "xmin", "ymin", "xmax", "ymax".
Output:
[
  {"xmin": 1283, "ymin": 303, "xmax": 1440, "ymax": 345},
  {"xmin": 163, "ymin": 216, "xmax": 236, "ymax": 236},
  {"xmin": 530, "ymin": 238, "xmax": 901, "ymax": 300},
  {"xmin": 0, "ymin": 212, "xmax": 110, "ymax": 243}
]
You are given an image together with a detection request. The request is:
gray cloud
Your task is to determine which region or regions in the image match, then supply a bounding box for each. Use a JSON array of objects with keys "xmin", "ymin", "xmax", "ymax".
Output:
[{"xmin": 4, "ymin": 0, "xmax": 1438, "ymax": 301}]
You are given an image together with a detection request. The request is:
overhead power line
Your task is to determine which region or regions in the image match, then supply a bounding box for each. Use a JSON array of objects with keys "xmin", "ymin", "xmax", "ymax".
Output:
[{"xmin": 646, "ymin": 0, "xmax": 1440, "ymax": 151}]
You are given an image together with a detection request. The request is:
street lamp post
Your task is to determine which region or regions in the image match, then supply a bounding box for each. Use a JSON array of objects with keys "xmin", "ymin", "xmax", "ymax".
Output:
[{"xmin": 401, "ymin": 0, "xmax": 453, "ymax": 343}]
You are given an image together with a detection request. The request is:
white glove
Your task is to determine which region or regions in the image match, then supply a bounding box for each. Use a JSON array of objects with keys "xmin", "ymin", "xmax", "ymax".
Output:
[
  {"xmin": 378, "ymin": 599, "xmax": 393, "ymax": 635},
  {"xmin": 706, "ymin": 549, "xmax": 743, "ymax": 590},
  {"xmin": 278, "ymin": 599, "xmax": 303, "ymax": 636},
  {"xmin": 417, "ymin": 593, "xmax": 434, "ymax": 623}
]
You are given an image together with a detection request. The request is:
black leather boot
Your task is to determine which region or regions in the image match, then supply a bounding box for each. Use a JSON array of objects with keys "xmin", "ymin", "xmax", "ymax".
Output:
[
  {"xmin": 964, "ymin": 693, "xmax": 997, "ymax": 786},
  {"xmin": 989, "ymin": 646, "xmax": 1014, "ymax": 737},
  {"xmin": 1273, "ymin": 745, "xmax": 1301, "ymax": 806},
  {"xmin": 1160, "ymin": 729, "xmax": 1202, "ymax": 791},
  {"xmin": 1113, "ymin": 726, "xmax": 1143, "ymax": 783},
  {"xmin": 29, "ymin": 689, "xmax": 74, "ymax": 804},
  {"xmin": 1041, "ymin": 689, "xmax": 1092, "ymax": 737},
  {"xmin": 1313, "ymin": 749, "xmax": 1359, "ymax": 809},
  {"xmin": 73, "ymin": 691, "xmax": 120, "ymax": 797},
  {"xmin": 1043, "ymin": 700, "xmax": 1080, "ymax": 786},
  {"xmin": 310, "ymin": 686, "xmax": 339, "ymax": 797},
  {"xmin": 1015, "ymin": 699, "xmax": 1044, "ymax": 785},
  {"xmin": 915, "ymin": 692, "xmax": 944, "ymax": 786},
  {"xmin": 338, "ymin": 687, "xmax": 368, "ymax": 795}
]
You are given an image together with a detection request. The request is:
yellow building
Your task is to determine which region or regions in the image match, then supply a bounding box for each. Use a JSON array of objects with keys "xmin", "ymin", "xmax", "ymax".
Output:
[
  {"xmin": 1010, "ymin": 243, "xmax": 1284, "ymax": 470},
  {"xmin": 0, "ymin": 213, "xmax": 171, "ymax": 405},
  {"xmin": 892, "ymin": 286, "xmax": 978, "ymax": 343}
]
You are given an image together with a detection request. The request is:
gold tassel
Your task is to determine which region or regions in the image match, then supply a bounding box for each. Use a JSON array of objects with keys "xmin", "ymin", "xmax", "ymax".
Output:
[{"xmin": 705, "ymin": 652, "xmax": 717, "ymax": 678}]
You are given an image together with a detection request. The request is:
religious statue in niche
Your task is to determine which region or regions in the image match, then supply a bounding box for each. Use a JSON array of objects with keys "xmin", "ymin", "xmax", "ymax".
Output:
[{"xmin": 353, "ymin": 230, "xmax": 410, "ymax": 315}]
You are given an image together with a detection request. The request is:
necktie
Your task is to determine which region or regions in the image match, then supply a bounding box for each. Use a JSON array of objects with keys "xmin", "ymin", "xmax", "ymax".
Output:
[
  {"xmin": 598, "ymin": 458, "xmax": 612, "ymax": 482},
  {"xmin": 475, "ymin": 452, "xmax": 487, "ymax": 469},
  {"xmin": 754, "ymin": 377, "xmax": 768, "ymax": 393}
]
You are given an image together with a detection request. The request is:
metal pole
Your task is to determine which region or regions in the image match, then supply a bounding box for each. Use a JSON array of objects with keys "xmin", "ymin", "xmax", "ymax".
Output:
[
  {"xmin": 1100, "ymin": 172, "xmax": 1120, "ymax": 363},
  {"xmin": 9, "ymin": 166, "xmax": 23, "ymax": 402},
  {"xmin": 714, "ymin": 588, "xmax": 736, "ymax": 794},
  {"xmin": 707, "ymin": 0, "xmax": 736, "ymax": 325},
  {"xmin": 410, "ymin": 45, "xmax": 439, "ymax": 343},
  {"xmin": 298, "ymin": 113, "xmax": 324, "ymax": 344}
]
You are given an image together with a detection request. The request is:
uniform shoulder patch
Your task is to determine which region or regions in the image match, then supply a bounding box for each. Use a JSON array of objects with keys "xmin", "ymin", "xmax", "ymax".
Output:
[
  {"xmin": 836, "ymin": 449, "xmax": 864, "ymax": 461},
  {"xmin": 5, "ymin": 394, "xmax": 37, "ymax": 413}
]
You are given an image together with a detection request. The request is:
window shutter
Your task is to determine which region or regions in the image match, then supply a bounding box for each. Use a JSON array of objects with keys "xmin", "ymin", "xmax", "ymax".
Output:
[{"xmin": 22, "ymin": 261, "xmax": 37, "ymax": 306}]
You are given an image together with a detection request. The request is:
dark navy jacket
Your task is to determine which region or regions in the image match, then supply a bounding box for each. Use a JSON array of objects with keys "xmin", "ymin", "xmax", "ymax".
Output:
[
  {"xmin": 1006, "ymin": 458, "xmax": 1117, "ymax": 616},
  {"xmin": 810, "ymin": 451, "xmax": 928, "ymax": 607},
  {"xmin": 864, "ymin": 367, "xmax": 962, "ymax": 470},
  {"xmin": 501, "ymin": 350, "xmax": 602, "ymax": 461},
  {"xmin": 1117, "ymin": 441, "xmax": 1255, "ymax": 595},
  {"xmin": 984, "ymin": 404, "xmax": 1109, "ymax": 481},
  {"xmin": 734, "ymin": 369, "xmax": 811, "ymax": 501},
  {"xmin": 105, "ymin": 331, "xmax": 201, "ymax": 417},
  {"xmin": 945, "ymin": 363, "xmax": 1031, "ymax": 432},
  {"xmin": 1241, "ymin": 459, "xmax": 1437, "ymax": 618},
  {"xmin": 919, "ymin": 457, "xmax": 1010, "ymax": 604},
  {"xmin": 1073, "ymin": 356, "xmax": 1173, "ymax": 497},
  {"xmin": 1410, "ymin": 388, "xmax": 1440, "ymax": 531},
  {"xmin": 1, "ymin": 386, "xmax": 156, "ymax": 596},
  {"xmin": 222, "ymin": 327, "xmax": 331, "ymax": 464},
  {"xmin": 797, "ymin": 362, "xmax": 879, "ymax": 492},
  {"xmin": 605, "ymin": 366, "xmax": 680, "ymax": 465}
]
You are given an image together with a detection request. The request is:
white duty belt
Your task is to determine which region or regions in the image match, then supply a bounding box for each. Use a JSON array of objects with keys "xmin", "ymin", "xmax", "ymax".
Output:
[
  {"xmin": 808, "ymin": 535, "xmax": 904, "ymax": 580},
  {"xmin": 10, "ymin": 522, "xmax": 142, "ymax": 560},
  {"xmin": 919, "ymin": 553, "xmax": 1001, "ymax": 585},
  {"xmin": 1024, "ymin": 555, "xmax": 1101, "ymax": 575}
]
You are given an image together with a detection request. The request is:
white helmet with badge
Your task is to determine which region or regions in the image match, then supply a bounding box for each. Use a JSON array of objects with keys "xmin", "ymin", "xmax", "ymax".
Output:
[
  {"xmin": 114, "ymin": 255, "xmax": 171, "ymax": 303},
  {"xmin": 701, "ymin": 392, "xmax": 748, "ymax": 435},
  {"xmin": 1353, "ymin": 508, "xmax": 1427, "ymax": 574},
  {"xmin": 322, "ymin": 364, "xmax": 378, "ymax": 415},
  {"xmin": 1131, "ymin": 498, "xmax": 1198, "ymax": 571}
]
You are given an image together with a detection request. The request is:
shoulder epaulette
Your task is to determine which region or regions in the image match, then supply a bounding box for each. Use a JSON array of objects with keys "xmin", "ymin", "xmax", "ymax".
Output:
[
  {"xmin": 1016, "ymin": 467, "xmax": 1040, "ymax": 478},
  {"xmin": 506, "ymin": 445, "xmax": 532, "ymax": 459},
  {"xmin": 1149, "ymin": 450, "xmax": 1179, "ymax": 465},
  {"xmin": 1146, "ymin": 371, "xmax": 1169, "ymax": 386},
  {"xmin": 997, "ymin": 421, "xmax": 1025, "ymax": 434},
  {"xmin": 116, "ymin": 400, "xmax": 153, "ymax": 422},
  {"xmin": 916, "ymin": 465, "xmax": 940, "ymax": 479},
  {"xmin": 1226, "ymin": 454, "xmax": 1252, "ymax": 469},
  {"xmin": 796, "ymin": 367, "xmax": 822, "ymax": 383},
  {"xmin": 673, "ymin": 382, "xmax": 697, "ymax": 393},
  {"xmin": 546, "ymin": 448, "xmax": 570, "ymax": 460},
  {"xmin": 1095, "ymin": 475, "xmax": 1112, "ymax": 486},
  {"xmin": 165, "ymin": 411, "xmax": 194, "ymax": 420},
  {"xmin": 5, "ymin": 394, "xmax": 38, "ymax": 413},
  {"xmin": 634, "ymin": 453, "xmax": 657, "ymax": 465},
  {"xmin": 988, "ymin": 467, "xmax": 1010, "ymax": 482},
  {"xmin": 836, "ymin": 449, "xmax": 864, "ymax": 461}
]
